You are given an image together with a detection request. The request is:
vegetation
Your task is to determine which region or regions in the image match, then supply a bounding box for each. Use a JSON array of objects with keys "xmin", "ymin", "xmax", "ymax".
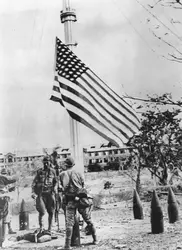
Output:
[
  {"xmin": 11, "ymin": 159, "xmax": 42, "ymax": 202},
  {"xmin": 125, "ymin": 93, "xmax": 182, "ymax": 193},
  {"xmin": 87, "ymin": 163, "xmax": 102, "ymax": 172}
]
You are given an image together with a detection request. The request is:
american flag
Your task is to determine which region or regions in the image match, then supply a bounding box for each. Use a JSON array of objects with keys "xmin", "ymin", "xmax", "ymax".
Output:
[{"xmin": 50, "ymin": 37, "xmax": 140, "ymax": 147}]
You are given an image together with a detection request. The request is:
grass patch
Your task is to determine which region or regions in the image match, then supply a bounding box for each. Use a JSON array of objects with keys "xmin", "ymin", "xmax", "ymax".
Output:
[{"xmin": 92, "ymin": 190, "xmax": 132, "ymax": 209}]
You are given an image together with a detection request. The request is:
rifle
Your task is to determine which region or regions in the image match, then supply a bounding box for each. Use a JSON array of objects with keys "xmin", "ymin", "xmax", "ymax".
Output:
[
  {"xmin": 50, "ymin": 150, "xmax": 61, "ymax": 232},
  {"xmin": 54, "ymin": 190, "xmax": 60, "ymax": 231},
  {"xmin": 42, "ymin": 146, "xmax": 62, "ymax": 232}
]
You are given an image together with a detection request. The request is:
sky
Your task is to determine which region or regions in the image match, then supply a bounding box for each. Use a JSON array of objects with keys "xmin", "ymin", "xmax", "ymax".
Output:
[{"xmin": 0, "ymin": 0, "xmax": 182, "ymax": 153}]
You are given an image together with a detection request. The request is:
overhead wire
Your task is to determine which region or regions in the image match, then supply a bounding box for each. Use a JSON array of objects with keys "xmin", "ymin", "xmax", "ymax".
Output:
[
  {"xmin": 112, "ymin": 0, "xmax": 182, "ymax": 64},
  {"xmin": 111, "ymin": 0, "xmax": 168, "ymax": 60},
  {"xmin": 134, "ymin": 0, "xmax": 182, "ymax": 62},
  {"xmin": 134, "ymin": 0, "xmax": 182, "ymax": 43}
]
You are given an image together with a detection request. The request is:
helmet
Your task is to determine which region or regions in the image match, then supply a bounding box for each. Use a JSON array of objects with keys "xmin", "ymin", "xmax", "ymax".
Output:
[
  {"xmin": 42, "ymin": 156, "xmax": 50, "ymax": 163},
  {"xmin": 64, "ymin": 156, "xmax": 75, "ymax": 168}
]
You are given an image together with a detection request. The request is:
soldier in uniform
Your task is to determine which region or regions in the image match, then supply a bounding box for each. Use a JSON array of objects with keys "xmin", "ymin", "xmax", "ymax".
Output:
[
  {"xmin": 50, "ymin": 150, "xmax": 64, "ymax": 230},
  {"xmin": 31, "ymin": 156, "xmax": 57, "ymax": 233},
  {"xmin": 0, "ymin": 168, "xmax": 16, "ymax": 235},
  {"xmin": 59, "ymin": 156, "xmax": 97, "ymax": 250}
]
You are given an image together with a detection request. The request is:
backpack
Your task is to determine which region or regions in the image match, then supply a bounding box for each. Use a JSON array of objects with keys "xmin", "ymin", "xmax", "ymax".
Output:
[{"xmin": 64, "ymin": 172, "xmax": 93, "ymax": 208}]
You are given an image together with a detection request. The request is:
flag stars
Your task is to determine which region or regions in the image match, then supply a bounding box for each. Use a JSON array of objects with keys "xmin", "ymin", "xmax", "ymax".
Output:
[{"xmin": 56, "ymin": 40, "xmax": 88, "ymax": 81}]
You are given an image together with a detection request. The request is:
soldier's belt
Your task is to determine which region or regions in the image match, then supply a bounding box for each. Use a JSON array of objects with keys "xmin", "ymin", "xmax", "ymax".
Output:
[
  {"xmin": 65, "ymin": 195, "xmax": 76, "ymax": 202},
  {"xmin": 42, "ymin": 187, "xmax": 52, "ymax": 193}
]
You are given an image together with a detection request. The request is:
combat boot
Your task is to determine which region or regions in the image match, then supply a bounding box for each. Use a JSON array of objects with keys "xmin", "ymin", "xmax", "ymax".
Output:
[
  {"xmin": 8, "ymin": 222, "xmax": 16, "ymax": 234},
  {"xmin": 89, "ymin": 223, "xmax": 98, "ymax": 245},
  {"xmin": 48, "ymin": 213, "xmax": 53, "ymax": 233},
  {"xmin": 38, "ymin": 214, "xmax": 44, "ymax": 232},
  {"xmin": 8, "ymin": 228, "xmax": 16, "ymax": 234},
  {"xmin": 92, "ymin": 233, "xmax": 98, "ymax": 245},
  {"xmin": 63, "ymin": 227, "xmax": 73, "ymax": 250}
]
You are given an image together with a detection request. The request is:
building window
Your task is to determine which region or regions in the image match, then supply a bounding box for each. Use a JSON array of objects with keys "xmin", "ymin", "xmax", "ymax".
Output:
[
  {"xmin": 24, "ymin": 157, "xmax": 29, "ymax": 161},
  {"xmin": 0, "ymin": 159, "xmax": 4, "ymax": 163},
  {"xmin": 8, "ymin": 156, "xmax": 13, "ymax": 163}
]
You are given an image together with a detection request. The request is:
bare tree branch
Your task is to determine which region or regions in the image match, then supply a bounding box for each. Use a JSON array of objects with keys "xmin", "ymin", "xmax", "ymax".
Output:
[
  {"xmin": 123, "ymin": 94, "xmax": 182, "ymax": 107},
  {"xmin": 161, "ymin": 54, "xmax": 182, "ymax": 63},
  {"xmin": 148, "ymin": 0, "xmax": 163, "ymax": 8},
  {"xmin": 154, "ymin": 0, "xmax": 182, "ymax": 7},
  {"xmin": 168, "ymin": 53, "xmax": 182, "ymax": 60},
  {"xmin": 150, "ymin": 29, "xmax": 182, "ymax": 56}
]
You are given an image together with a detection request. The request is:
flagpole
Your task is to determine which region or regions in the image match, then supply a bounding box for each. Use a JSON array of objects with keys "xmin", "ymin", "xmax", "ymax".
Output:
[{"xmin": 60, "ymin": 0, "xmax": 83, "ymax": 175}]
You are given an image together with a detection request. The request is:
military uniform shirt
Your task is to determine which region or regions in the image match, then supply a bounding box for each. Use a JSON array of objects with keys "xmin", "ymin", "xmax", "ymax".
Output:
[
  {"xmin": 60, "ymin": 169, "xmax": 84, "ymax": 196},
  {"xmin": 0, "ymin": 175, "xmax": 16, "ymax": 197},
  {"xmin": 32, "ymin": 168, "xmax": 57, "ymax": 193}
]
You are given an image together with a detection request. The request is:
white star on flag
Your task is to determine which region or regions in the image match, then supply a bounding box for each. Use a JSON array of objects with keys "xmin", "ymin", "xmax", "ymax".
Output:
[{"xmin": 51, "ymin": 37, "xmax": 140, "ymax": 147}]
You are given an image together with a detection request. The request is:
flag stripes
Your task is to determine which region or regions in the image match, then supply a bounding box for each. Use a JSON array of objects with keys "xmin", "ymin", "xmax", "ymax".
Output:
[
  {"xmin": 55, "ymin": 78, "xmax": 126, "ymax": 144},
  {"xmin": 79, "ymin": 72, "xmax": 139, "ymax": 134},
  {"xmin": 68, "ymin": 111, "xmax": 122, "ymax": 147},
  {"xmin": 54, "ymin": 75, "xmax": 131, "ymax": 141},
  {"xmin": 85, "ymin": 70, "xmax": 140, "ymax": 125},
  {"xmin": 50, "ymin": 37, "xmax": 140, "ymax": 147}
]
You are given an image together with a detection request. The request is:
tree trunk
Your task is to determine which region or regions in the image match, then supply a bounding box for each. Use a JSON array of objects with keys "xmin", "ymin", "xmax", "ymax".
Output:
[
  {"xmin": 136, "ymin": 161, "xmax": 141, "ymax": 195},
  {"xmin": 159, "ymin": 152, "xmax": 168, "ymax": 185},
  {"xmin": 160, "ymin": 165, "xmax": 168, "ymax": 185}
]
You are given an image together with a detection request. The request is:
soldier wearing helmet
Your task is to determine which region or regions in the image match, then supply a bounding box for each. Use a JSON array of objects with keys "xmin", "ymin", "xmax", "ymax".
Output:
[
  {"xmin": 0, "ymin": 168, "xmax": 17, "ymax": 235},
  {"xmin": 31, "ymin": 156, "xmax": 57, "ymax": 233},
  {"xmin": 59, "ymin": 156, "xmax": 97, "ymax": 249}
]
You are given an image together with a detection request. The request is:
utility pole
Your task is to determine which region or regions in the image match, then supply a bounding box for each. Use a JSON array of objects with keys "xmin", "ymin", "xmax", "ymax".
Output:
[{"xmin": 60, "ymin": 0, "xmax": 83, "ymax": 175}]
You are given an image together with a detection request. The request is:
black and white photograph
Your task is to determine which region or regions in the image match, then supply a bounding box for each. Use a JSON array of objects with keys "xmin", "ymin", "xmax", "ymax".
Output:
[{"xmin": 0, "ymin": 0, "xmax": 182, "ymax": 249}]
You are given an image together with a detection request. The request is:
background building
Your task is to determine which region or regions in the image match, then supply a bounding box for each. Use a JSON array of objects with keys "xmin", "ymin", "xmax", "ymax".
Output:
[{"xmin": 0, "ymin": 144, "xmax": 131, "ymax": 172}]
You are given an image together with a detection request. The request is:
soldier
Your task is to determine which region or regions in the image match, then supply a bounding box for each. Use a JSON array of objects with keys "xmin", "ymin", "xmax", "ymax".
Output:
[
  {"xmin": 59, "ymin": 156, "xmax": 97, "ymax": 250},
  {"xmin": 31, "ymin": 156, "xmax": 57, "ymax": 233},
  {"xmin": 50, "ymin": 150, "xmax": 63, "ymax": 230},
  {"xmin": 0, "ymin": 168, "xmax": 17, "ymax": 235}
]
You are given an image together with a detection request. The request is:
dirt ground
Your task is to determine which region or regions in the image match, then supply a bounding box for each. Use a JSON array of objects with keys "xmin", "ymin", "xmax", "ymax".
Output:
[{"xmin": 3, "ymin": 170, "xmax": 182, "ymax": 250}]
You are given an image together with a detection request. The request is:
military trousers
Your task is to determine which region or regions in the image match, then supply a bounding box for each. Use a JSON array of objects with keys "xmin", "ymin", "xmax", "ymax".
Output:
[
  {"xmin": 65, "ymin": 201, "xmax": 93, "ymax": 228},
  {"xmin": 36, "ymin": 192, "xmax": 55, "ymax": 215},
  {"xmin": 0, "ymin": 196, "xmax": 9, "ymax": 243}
]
